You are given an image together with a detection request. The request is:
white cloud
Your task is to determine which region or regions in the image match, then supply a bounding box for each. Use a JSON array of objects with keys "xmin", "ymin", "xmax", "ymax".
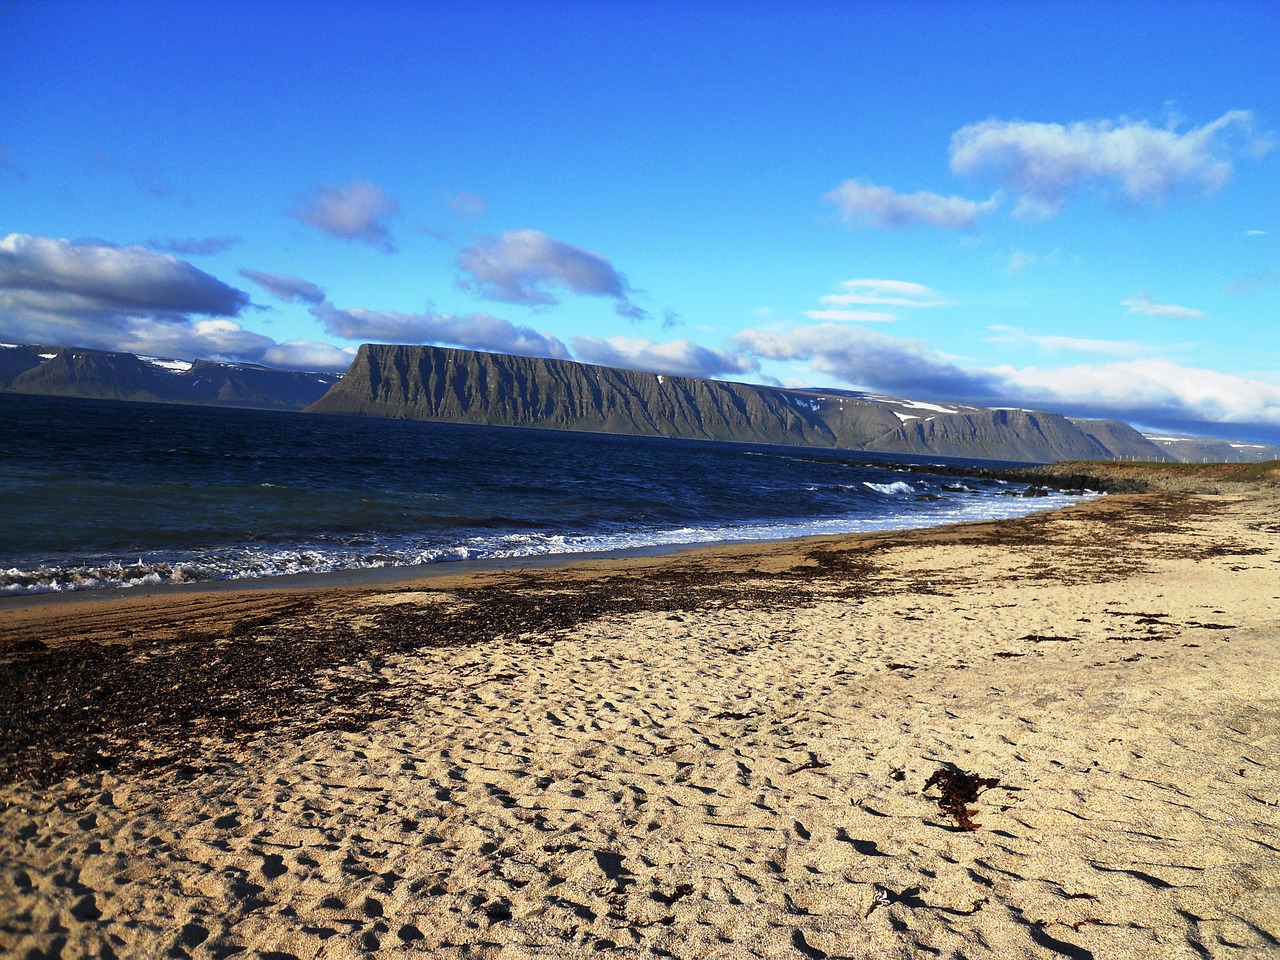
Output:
[
  {"xmin": 820, "ymin": 279, "xmax": 947, "ymax": 308},
  {"xmin": 311, "ymin": 301, "xmax": 570, "ymax": 359},
  {"xmin": 458, "ymin": 228, "xmax": 647, "ymax": 320},
  {"xmin": 823, "ymin": 178, "xmax": 998, "ymax": 229},
  {"xmin": 1244, "ymin": 229, "xmax": 1267, "ymax": 237},
  {"xmin": 261, "ymin": 340, "xmax": 356, "ymax": 372},
  {"xmin": 0, "ymin": 234, "xmax": 356, "ymax": 371},
  {"xmin": 0, "ymin": 233, "xmax": 249, "ymax": 319},
  {"xmin": 733, "ymin": 323, "xmax": 996, "ymax": 399},
  {"xmin": 993, "ymin": 359, "xmax": 1280, "ymax": 427},
  {"xmin": 115, "ymin": 317, "xmax": 276, "ymax": 360},
  {"xmin": 240, "ymin": 270, "xmax": 327, "ymax": 305},
  {"xmin": 804, "ymin": 278, "xmax": 947, "ymax": 322},
  {"xmin": 985, "ymin": 324, "xmax": 1152, "ymax": 358},
  {"xmin": 572, "ymin": 335, "xmax": 757, "ymax": 379},
  {"xmin": 732, "ymin": 320, "xmax": 1280, "ymax": 431},
  {"xmin": 1122, "ymin": 292, "xmax": 1206, "ymax": 319},
  {"xmin": 288, "ymin": 179, "xmax": 400, "ymax": 251},
  {"xmin": 950, "ymin": 111, "xmax": 1267, "ymax": 217}
]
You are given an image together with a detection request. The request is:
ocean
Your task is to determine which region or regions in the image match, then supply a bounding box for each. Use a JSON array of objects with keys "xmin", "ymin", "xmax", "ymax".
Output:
[{"xmin": 0, "ymin": 393, "xmax": 1091, "ymax": 596}]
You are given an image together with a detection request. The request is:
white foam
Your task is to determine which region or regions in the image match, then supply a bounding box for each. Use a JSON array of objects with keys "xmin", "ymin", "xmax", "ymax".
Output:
[
  {"xmin": 863, "ymin": 480, "xmax": 915, "ymax": 495},
  {"xmin": 0, "ymin": 490, "xmax": 1098, "ymax": 596}
]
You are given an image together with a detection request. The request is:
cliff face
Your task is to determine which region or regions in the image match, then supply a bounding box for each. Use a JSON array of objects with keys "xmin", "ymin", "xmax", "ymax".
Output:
[
  {"xmin": 8, "ymin": 341, "xmax": 1261, "ymax": 464},
  {"xmin": 0, "ymin": 345, "xmax": 339, "ymax": 410},
  {"xmin": 306, "ymin": 344, "xmax": 1172, "ymax": 463},
  {"xmin": 306, "ymin": 343, "xmax": 895, "ymax": 446}
]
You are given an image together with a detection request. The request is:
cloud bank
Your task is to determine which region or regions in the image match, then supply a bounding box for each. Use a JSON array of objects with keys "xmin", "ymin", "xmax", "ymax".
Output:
[
  {"xmin": 0, "ymin": 234, "xmax": 348, "ymax": 370},
  {"xmin": 0, "ymin": 233, "xmax": 248, "ymax": 318},
  {"xmin": 458, "ymin": 229, "xmax": 648, "ymax": 321},
  {"xmin": 572, "ymin": 335, "xmax": 757, "ymax": 379},
  {"xmin": 288, "ymin": 179, "xmax": 400, "ymax": 251},
  {"xmin": 312, "ymin": 301, "xmax": 570, "ymax": 359},
  {"xmin": 729, "ymin": 319, "xmax": 1280, "ymax": 432}
]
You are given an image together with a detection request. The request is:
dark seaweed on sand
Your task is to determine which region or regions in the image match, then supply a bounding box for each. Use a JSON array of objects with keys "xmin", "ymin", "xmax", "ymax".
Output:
[{"xmin": 923, "ymin": 765, "xmax": 1003, "ymax": 831}]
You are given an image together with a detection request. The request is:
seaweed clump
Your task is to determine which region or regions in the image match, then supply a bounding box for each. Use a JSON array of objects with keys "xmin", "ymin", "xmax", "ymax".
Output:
[{"xmin": 923, "ymin": 765, "xmax": 1003, "ymax": 831}]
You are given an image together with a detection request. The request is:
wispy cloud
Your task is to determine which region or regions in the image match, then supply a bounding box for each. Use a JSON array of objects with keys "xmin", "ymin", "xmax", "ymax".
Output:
[
  {"xmin": 458, "ymin": 229, "xmax": 648, "ymax": 321},
  {"xmin": 819, "ymin": 279, "xmax": 947, "ymax": 308},
  {"xmin": 91, "ymin": 151, "xmax": 174, "ymax": 199},
  {"xmin": 1122, "ymin": 292, "xmax": 1206, "ymax": 319},
  {"xmin": 950, "ymin": 111, "xmax": 1268, "ymax": 218},
  {"xmin": 985, "ymin": 324, "xmax": 1152, "ymax": 358},
  {"xmin": 1226, "ymin": 268, "xmax": 1280, "ymax": 295},
  {"xmin": 572, "ymin": 335, "xmax": 757, "ymax": 379},
  {"xmin": 240, "ymin": 270, "xmax": 326, "ymax": 305},
  {"xmin": 804, "ymin": 279, "xmax": 947, "ymax": 322},
  {"xmin": 288, "ymin": 179, "xmax": 400, "ymax": 251},
  {"xmin": 446, "ymin": 191, "xmax": 488, "ymax": 220},
  {"xmin": 1003, "ymin": 250, "xmax": 1039, "ymax": 274},
  {"xmin": 311, "ymin": 300, "xmax": 571, "ymax": 359},
  {"xmin": 148, "ymin": 236, "xmax": 240, "ymax": 256},
  {"xmin": 823, "ymin": 178, "xmax": 997, "ymax": 230}
]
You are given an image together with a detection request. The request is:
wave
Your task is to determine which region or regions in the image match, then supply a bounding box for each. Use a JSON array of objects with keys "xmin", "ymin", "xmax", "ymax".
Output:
[
  {"xmin": 863, "ymin": 480, "xmax": 915, "ymax": 495},
  {"xmin": 0, "ymin": 492, "xmax": 1094, "ymax": 596}
]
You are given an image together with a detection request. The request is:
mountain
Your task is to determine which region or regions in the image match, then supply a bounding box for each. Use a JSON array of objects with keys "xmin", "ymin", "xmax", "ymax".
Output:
[
  {"xmin": 305, "ymin": 343, "xmax": 1170, "ymax": 463},
  {"xmin": 0, "ymin": 344, "xmax": 339, "ymax": 411},
  {"xmin": 6, "ymin": 341, "xmax": 1269, "ymax": 464},
  {"xmin": 1143, "ymin": 434, "xmax": 1280, "ymax": 464}
]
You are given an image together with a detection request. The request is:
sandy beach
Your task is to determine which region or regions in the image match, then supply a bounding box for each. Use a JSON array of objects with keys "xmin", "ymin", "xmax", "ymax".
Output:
[{"xmin": 2, "ymin": 464, "xmax": 1278, "ymax": 959}]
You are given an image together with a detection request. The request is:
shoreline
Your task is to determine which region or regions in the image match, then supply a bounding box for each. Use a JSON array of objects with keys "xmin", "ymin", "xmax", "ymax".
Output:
[
  {"xmin": 0, "ymin": 487, "xmax": 1097, "ymax": 613},
  {"xmin": 3, "ymin": 454, "xmax": 1176, "ymax": 611},
  {"xmin": 2, "ymin": 472, "xmax": 1278, "ymax": 958}
]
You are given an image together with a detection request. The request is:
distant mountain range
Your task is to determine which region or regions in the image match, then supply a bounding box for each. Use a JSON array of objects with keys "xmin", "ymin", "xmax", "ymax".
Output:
[
  {"xmin": 4, "ymin": 341, "xmax": 1277, "ymax": 464},
  {"xmin": 0, "ymin": 343, "xmax": 339, "ymax": 410}
]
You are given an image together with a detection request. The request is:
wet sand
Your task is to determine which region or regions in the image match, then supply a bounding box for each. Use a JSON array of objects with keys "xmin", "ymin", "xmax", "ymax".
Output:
[{"xmin": 2, "ymin": 466, "xmax": 1278, "ymax": 958}]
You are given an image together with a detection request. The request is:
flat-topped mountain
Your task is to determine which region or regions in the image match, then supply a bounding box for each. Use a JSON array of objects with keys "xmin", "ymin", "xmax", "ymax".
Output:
[
  {"xmin": 7, "ymin": 340, "xmax": 1273, "ymax": 464},
  {"xmin": 305, "ymin": 343, "xmax": 1168, "ymax": 463},
  {"xmin": 0, "ymin": 343, "xmax": 339, "ymax": 410}
]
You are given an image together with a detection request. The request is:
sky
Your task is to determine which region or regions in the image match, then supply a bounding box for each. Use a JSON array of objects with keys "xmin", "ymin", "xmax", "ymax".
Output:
[{"xmin": 2, "ymin": 0, "xmax": 1278, "ymax": 443}]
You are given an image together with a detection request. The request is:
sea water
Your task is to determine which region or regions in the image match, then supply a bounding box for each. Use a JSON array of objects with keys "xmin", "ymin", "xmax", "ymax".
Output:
[{"xmin": 0, "ymin": 393, "xmax": 1091, "ymax": 595}]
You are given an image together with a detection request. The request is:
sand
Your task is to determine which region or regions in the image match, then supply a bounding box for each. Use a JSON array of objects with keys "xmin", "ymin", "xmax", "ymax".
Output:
[{"xmin": 2, "ymin": 468, "xmax": 1278, "ymax": 959}]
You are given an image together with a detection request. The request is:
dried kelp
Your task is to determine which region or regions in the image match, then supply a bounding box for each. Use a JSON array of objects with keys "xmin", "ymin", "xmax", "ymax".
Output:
[{"xmin": 923, "ymin": 765, "xmax": 1003, "ymax": 831}]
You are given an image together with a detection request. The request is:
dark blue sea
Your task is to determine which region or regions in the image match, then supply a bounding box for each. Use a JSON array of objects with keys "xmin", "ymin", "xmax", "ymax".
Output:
[{"xmin": 0, "ymin": 394, "xmax": 1090, "ymax": 596}]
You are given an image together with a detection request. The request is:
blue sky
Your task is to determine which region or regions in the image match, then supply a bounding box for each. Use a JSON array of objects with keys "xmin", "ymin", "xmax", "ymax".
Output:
[{"xmin": 3, "ymin": 0, "xmax": 1278, "ymax": 441}]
